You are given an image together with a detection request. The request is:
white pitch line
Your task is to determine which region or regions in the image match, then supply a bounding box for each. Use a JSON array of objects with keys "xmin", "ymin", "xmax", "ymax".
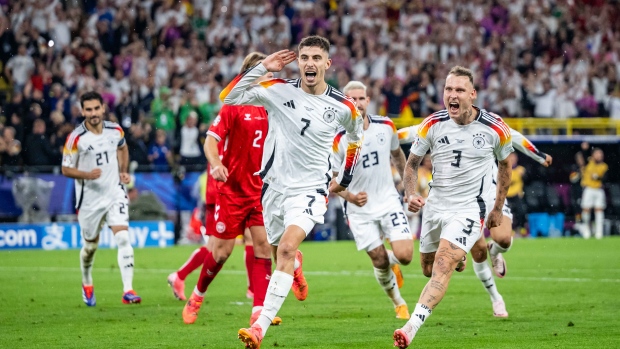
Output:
[{"xmin": 0, "ymin": 266, "xmax": 619, "ymax": 283}]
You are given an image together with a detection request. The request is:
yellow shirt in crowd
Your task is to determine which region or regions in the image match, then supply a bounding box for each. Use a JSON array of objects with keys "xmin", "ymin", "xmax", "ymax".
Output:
[
  {"xmin": 581, "ymin": 160, "xmax": 608, "ymax": 189},
  {"xmin": 507, "ymin": 165, "xmax": 526, "ymax": 198}
]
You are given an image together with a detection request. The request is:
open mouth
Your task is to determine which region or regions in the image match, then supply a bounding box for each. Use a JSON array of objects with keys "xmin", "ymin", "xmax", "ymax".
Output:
[
  {"xmin": 449, "ymin": 102, "xmax": 459, "ymax": 113},
  {"xmin": 305, "ymin": 71, "xmax": 317, "ymax": 83}
]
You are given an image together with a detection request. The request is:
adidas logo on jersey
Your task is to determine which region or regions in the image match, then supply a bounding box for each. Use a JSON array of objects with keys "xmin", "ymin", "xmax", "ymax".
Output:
[
  {"xmin": 283, "ymin": 100, "xmax": 296, "ymax": 109},
  {"xmin": 438, "ymin": 136, "xmax": 450, "ymax": 144},
  {"xmin": 455, "ymin": 237, "xmax": 466, "ymax": 246}
]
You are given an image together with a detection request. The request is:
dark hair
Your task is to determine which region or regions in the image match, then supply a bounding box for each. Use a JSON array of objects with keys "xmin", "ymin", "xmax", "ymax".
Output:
[
  {"xmin": 240, "ymin": 52, "xmax": 267, "ymax": 73},
  {"xmin": 298, "ymin": 35, "xmax": 330, "ymax": 54},
  {"xmin": 80, "ymin": 91, "xmax": 104, "ymax": 108},
  {"xmin": 448, "ymin": 66, "xmax": 474, "ymax": 87}
]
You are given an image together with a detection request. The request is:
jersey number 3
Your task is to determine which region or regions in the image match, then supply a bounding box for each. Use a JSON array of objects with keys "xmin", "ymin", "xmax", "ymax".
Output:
[{"xmin": 451, "ymin": 150, "xmax": 462, "ymax": 168}]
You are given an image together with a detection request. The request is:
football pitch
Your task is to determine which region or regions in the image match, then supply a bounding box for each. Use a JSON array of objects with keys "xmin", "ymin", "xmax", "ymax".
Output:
[{"xmin": 1, "ymin": 238, "xmax": 619, "ymax": 348}]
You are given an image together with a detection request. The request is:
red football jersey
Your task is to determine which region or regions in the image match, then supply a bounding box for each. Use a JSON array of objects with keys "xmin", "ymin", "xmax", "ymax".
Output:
[{"xmin": 207, "ymin": 105, "xmax": 268, "ymax": 196}]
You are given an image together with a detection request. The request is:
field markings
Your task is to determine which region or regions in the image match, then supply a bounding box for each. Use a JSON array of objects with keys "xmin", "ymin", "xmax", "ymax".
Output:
[{"xmin": 1, "ymin": 266, "xmax": 619, "ymax": 283}]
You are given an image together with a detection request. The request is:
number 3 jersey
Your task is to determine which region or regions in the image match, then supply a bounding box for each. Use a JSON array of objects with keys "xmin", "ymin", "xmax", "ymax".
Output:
[
  {"xmin": 410, "ymin": 108, "xmax": 513, "ymax": 212},
  {"xmin": 62, "ymin": 121, "xmax": 126, "ymax": 210},
  {"xmin": 332, "ymin": 115, "xmax": 401, "ymax": 218},
  {"xmin": 219, "ymin": 63, "xmax": 363, "ymax": 194}
]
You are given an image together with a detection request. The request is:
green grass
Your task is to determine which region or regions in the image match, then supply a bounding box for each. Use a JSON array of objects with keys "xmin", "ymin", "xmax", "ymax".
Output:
[{"xmin": 1, "ymin": 238, "xmax": 619, "ymax": 348}]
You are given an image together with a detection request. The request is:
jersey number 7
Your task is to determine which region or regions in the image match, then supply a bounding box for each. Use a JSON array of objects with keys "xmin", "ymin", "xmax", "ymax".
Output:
[{"xmin": 300, "ymin": 118, "xmax": 311, "ymax": 135}]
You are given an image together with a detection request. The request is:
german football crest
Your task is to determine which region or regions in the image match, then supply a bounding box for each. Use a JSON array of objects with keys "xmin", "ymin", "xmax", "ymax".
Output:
[
  {"xmin": 376, "ymin": 132, "xmax": 386, "ymax": 145},
  {"xmin": 472, "ymin": 133, "xmax": 485, "ymax": 149},
  {"xmin": 323, "ymin": 107, "xmax": 336, "ymax": 123}
]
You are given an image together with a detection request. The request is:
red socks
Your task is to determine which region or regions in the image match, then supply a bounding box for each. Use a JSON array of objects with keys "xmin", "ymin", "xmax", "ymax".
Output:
[
  {"xmin": 196, "ymin": 250, "xmax": 223, "ymax": 293},
  {"xmin": 177, "ymin": 246, "xmax": 208, "ymax": 281},
  {"xmin": 252, "ymin": 257, "xmax": 272, "ymax": 307},
  {"xmin": 245, "ymin": 245, "xmax": 255, "ymax": 293}
]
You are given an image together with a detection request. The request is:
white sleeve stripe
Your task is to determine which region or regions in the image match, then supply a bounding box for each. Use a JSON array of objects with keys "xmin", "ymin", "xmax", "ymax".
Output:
[{"xmin": 206, "ymin": 131, "xmax": 221, "ymax": 141}]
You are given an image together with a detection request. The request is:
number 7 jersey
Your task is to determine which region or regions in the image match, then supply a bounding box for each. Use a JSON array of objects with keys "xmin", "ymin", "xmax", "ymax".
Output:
[
  {"xmin": 410, "ymin": 108, "xmax": 513, "ymax": 212},
  {"xmin": 62, "ymin": 121, "xmax": 126, "ymax": 210}
]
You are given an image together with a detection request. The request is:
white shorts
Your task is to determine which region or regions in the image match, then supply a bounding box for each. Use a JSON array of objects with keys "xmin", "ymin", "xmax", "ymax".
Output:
[
  {"xmin": 419, "ymin": 209, "xmax": 484, "ymax": 254},
  {"xmin": 78, "ymin": 199, "xmax": 129, "ymax": 241},
  {"xmin": 262, "ymin": 185, "xmax": 327, "ymax": 245},
  {"xmin": 348, "ymin": 203, "xmax": 413, "ymax": 252},
  {"xmin": 581, "ymin": 187, "xmax": 606, "ymax": 209}
]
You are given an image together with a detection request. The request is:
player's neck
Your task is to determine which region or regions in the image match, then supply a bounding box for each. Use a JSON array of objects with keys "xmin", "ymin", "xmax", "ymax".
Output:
[
  {"xmin": 452, "ymin": 107, "xmax": 478, "ymax": 125},
  {"xmin": 301, "ymin": 80, "xmax": 328, "ymax": 95},
  {"xmin": 85, "ymin": 121, "xmax": 103, "ymax": 134},
  {"xmin": 363, "ymin": 115, "xmax": 370, "ymax": 130}
]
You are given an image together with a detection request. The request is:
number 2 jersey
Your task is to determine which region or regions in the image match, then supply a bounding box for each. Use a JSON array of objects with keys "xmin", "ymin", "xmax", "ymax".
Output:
[
  {"xmin": 62, "ymin": 121, "xmax": 127, "ymax": 211},
  {"xmin": 219, "ymin": 63, "xmax": 363, "ymax": 194},
  {"xmin": 332, "ymin": 115, "xmax": 401, "ymax": 218},
  {"xmin": 207, "ymin": 104, "xmax": 268, "ymax": 197},
  {"xmin": 409, "ymin": 108, "xmax": 513, "ymax": 212}
]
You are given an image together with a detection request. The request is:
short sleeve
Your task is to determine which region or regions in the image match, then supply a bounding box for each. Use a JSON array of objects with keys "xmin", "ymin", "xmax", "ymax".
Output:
[
  {"xmin": 331, "ymin": 131, "xmax": 346, "ymax": 171},
  {"xmin": 410, "ymin": 126, "xmax": 431, "ymax": 157},
  {"xmin": 390, "ymin": 128, "xmax": 399, "ymax": 151},
  {"xmin": 207, "ymin": 106, "xmax": 230, "ymax": 141},
  {"xmin": 493, "ymin": 128, "xmax": 513, "ymax": 161},
  {"xmin": 62, "ymin": 133, "xmax": 80, "ymax": 168},
  {"xmin": 397, "ymin": 125, "xmax": 419, "ymax": 145}
]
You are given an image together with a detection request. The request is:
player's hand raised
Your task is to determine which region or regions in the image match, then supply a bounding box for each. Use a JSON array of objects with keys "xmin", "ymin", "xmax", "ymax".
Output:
[
  {"xmin": 407, "ymin": 194, "xmax": 425, "ymax": 213},
  {"xmin": 211, "ymin": 165, "xmax": 229, "ymax": 182},
  {"xmin": 543, "ymin": 154, "xmax": 553, "ymax": 167},
  {"xmin": 120, "ymin": 172, "xmax": 131, "ymax": 184},
  {"xmin": 486, "ymin": 208, "xmax": 503, "ymax": 229},
  {"xmin": 349, "ymin": 191, "xmax": 368, "ymax": 207},
  {"xmin": 262, "ymin": 50, "xmax": 297, "ymax": 73},
  {"xmin": 87, "ymin": 168, "xmax": 102, "ymax": 180}
]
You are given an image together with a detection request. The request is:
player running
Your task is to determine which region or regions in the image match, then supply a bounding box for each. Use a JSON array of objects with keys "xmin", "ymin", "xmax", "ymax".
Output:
[
  {"xmin": 332, "ymin": 81, "xmax": 411, "ymax": 320},
  {"xmin": 177, "ymin": 52, "xmax": 282, "ymax": 327},
  {"xmin": 221, "ymin": 36, "xmax": 363, "ymax": 348},
  {"xmin": 393, "ymin": 66, "xmax": 513, "ymax": 348},
  {"xmin": 62, "ymin": 91, "xmax": 141, "ymax": 306}
]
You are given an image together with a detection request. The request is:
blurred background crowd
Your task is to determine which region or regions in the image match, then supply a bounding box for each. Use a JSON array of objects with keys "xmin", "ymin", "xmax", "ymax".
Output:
[{"xmin": 0, "ymin": 0, "xmax": 619, "ymax": 171}]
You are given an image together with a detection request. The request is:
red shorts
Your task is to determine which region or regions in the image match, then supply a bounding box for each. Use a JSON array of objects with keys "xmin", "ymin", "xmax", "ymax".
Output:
[
  {"xmin": 205, "ymin": 204, "xmax": 216, "ymax": 235},
  {"xmin": 206, "ymin": 194, "xmax": 264, "ymax": 240}
]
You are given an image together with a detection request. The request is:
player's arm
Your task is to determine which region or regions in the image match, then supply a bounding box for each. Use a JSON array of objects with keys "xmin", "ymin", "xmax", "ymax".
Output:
[
  {"xmin": 488, "ymin": 121, "xmax": 514, "ymax": 229},
  {"xmin": 61, "ymin": 133, "xmax": 101, "ymax": 180},
  {"xmin": 61, "ymin": 166, "xmax": 101, "ymax": 180},
  {"xmin": 509, "ymin": 128, "xmax": 552, "ymax": 167},
  {"xmin": 330, "ymin": 171, "xmax": 367, "ymax": 207},
  {"xmin": 403, "ymin": 153, "xmax": 425, "ymax": 213},
  {"xmin": 117, "ymin": 142, "xmax": 130, "ymax": 184},
  {"xmin": 397, "ymin": 125, "xmax": 419, "ymax": 145},
  {"xmin": 331, "ymin": 133, "xmax": 366, "ymax": 206},
  {"xmin": 331, "ymin": 106, "xmax": 363, "ymax": 193},
  {"xmin": 204, "ymin": 135, "xmax": 228, "ymax": 182}
]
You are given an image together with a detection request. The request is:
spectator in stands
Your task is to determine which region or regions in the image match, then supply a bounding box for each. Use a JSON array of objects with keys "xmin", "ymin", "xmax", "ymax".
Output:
[
  {"xmin": 178, "ymin": 111, "xmax": 204, "ymax": 167},
  {"xmin": 23, "ymin": 118, "xmax": 59, "ymax": 167},
  {"xmin": 149, "ymin": 129, "xmax": 173, "ymax": 172},
  {"xmin": 126, "ymin": 123, "xmax": 151, "ymax": 167},
  {"xmin": 1, "ymin": 126, "xmax": 22, "ymax": 167},
  {"xmin": 5, "ymin": 44, "xmax": 35, "ymax": 93}
]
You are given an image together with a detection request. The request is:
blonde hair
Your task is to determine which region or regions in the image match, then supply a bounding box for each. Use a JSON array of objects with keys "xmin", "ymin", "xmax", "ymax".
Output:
[
  {"xmin": 448, "ymin": 66, "xmax": 474, "ymax": 86},
  {"xmin": 240, "ymin": 52, "xmax": 267, "ymax": 73},
  {"xmin": 342, "ymin": 81, "xmax": 367, "ymax": 95}
]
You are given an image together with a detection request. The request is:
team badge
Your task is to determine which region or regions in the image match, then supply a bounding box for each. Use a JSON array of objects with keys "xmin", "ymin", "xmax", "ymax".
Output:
[
  {"xmin": 323, "ymin": 107, "xmax": 336, "ymax": 123},
  {"xmin": 376, "ymin": 132, "xmax": 386, "ymax": 145},
  {"xmin": 213, "ymin": 115, "xmax": 221, "ymax": 126},
  {"xmin": 413, "ymin": 135, "xmax": 420, "ymax": 147},
  {"xmin": 472, "ymin": 133, "xmax": 485, "ymax": 149},
  {"xmin": 216, "ymin": 222, "xmax": 226, "ymax": 233}
]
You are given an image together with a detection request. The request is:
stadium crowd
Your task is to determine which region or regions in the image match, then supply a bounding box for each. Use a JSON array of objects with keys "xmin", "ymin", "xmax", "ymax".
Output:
[{"xmin": 0, "ymin": 0, "xmax": 619, "ymax": 170}]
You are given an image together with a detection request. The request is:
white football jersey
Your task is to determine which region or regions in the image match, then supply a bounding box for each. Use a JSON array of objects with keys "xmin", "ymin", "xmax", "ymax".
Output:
[
  {"xmin": 332, "ymin": 115, "xmax": 401, "ymax": 218},
  {"xmin": 220, "ymin": 64, "xmax": 363, "ymax": 194},
  {"xmin": 397, "ymin": 124, "xmax": 420, "ymax": 145},
  {"xmin": 410, "ymin": 108, "xmax": 513, "ymax": 212},
  {"xmin": 62, "ymin": 121, "xmax": 127, "ymax": 210}
]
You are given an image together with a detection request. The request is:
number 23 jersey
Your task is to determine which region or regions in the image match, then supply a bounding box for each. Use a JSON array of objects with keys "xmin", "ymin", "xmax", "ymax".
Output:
[
  {"xmin": 62, "ymin": 121, "xmax": 126, "ymax": 210},
  {"xmin": 410, "ymin": 108, "xmax": 513, "ymax": 212}
]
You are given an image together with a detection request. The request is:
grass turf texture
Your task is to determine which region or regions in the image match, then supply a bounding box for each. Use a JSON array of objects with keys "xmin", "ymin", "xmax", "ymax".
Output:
[{"xmin": 1, "ymin": 238, "xmax": 618, "ymax": 348}]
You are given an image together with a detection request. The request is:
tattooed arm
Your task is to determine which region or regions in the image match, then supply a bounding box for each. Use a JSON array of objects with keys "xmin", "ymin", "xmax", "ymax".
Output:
[
  {"xmin": 403, "ymin": 152, "xmax": 425, "ymax": 213},
  {"xmin": 487, "ymin": 157, "xmax": 512, "ymax": 228}
]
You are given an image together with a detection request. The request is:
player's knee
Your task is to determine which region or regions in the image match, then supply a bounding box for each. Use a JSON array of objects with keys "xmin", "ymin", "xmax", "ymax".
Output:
[
  {"xmin": 422, "ymin": 265, "xmax": 432, "ymax": 278},
  {"xmin": 276, "ymin": 242, "xmax": 297, "ymax": 262},
  {"xmin": 395, "ymin": 252, "xmax": 412, "ymax": 266},
  {"xmin": 114, "ymin": 230, "xmax": 131, "ymax": 248},
  {"xmin": 495, "ymin": 236, "xmax": 512, "ymax": 249},
  {"xmin": 470, "ymin": 244, "xmax": 487, "ymax": 263},
  {"xmin": 83, "ymin": 241, "xmax": 98, "ymax": 255},
  {"xmin": 370, "ymin": 256, "xmax": 389, "ymax": 269}
]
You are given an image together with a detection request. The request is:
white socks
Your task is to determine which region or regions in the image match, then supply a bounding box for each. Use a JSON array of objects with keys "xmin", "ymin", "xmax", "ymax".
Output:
[
  {"xmin": 80, "ymin": 241, "xmax": 98, "ymax": 285},
  {"xmin": 386, "ymin": 250, "xmax": 401, "ymax": 266},
  {"xmin": 490, "ymin": 238, "xmax": 512, "ymax": 256},
  {"xmin": 402, "ymin": 303, "xmax": 432, "ymax": 339},
  {"xmin": 374, "ymin": 267, "xmax": 405, "ymax": 307},
  {"xmin": 581, "ymin": 211, "xmax": 592, "ymax": 239},
  {"xmin": 114, "ymin": 230, "xmax": 134, "ymax": 292},
  {"xmin": 594, "ymin": 211, "xmax": 604, "ymax": 239},
  {"xmin": 256, "ymin": 271, "xmax": 293, "ymax": 336},
  {"xmin": 194, "ymin": 286, "xmax": 205, "ymax": 297},
  {"xmin": 473, "ymin": 261, "xmax": 503, "ymax": 302}
]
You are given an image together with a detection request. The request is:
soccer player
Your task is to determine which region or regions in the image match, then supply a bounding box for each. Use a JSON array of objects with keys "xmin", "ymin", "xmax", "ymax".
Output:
[
  {"xmin": 393, "ymin": 66, "xmax": 513, "ymax": 348},
  {"xmin": 332, "ymin": 81, "xmax": 411, "ymax": 320},
  {"xmin": 178, "ymin": 52, "xmax": 282, "ymax": 326},
  {"xmin": 580, "ymin": 148, "xmax": 608, "ymax": 239},
  {"xmin": 62, "ymin": 91, "xmax": 141, "ymax": 306},
  {"xmin": 220, "ymin": 36, "xmax": 363, "ymax": 348}
]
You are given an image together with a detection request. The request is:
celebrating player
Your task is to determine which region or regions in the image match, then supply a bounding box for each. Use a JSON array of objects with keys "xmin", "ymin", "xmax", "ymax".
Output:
[
  {"xmin": 62, "ymin": 91, "xmax": 141, "ymax": 306},
  {"xmin": 179, "ymin": 52, "xmax": 282, "ymax": 327},
  {"xmin": 580, "ymin": 148, "xmax": 608, "ymax": 239},
  {"xmin": 393, "ymin": 66, "xmax": 513, "ymax": 348},
  {"xmin": 220, "ymin": 36, "xmax": 363, "ymax": 348},
  {"xmin": 332, "ymin": 81, "xmax": 412, "ymax": 320}
]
